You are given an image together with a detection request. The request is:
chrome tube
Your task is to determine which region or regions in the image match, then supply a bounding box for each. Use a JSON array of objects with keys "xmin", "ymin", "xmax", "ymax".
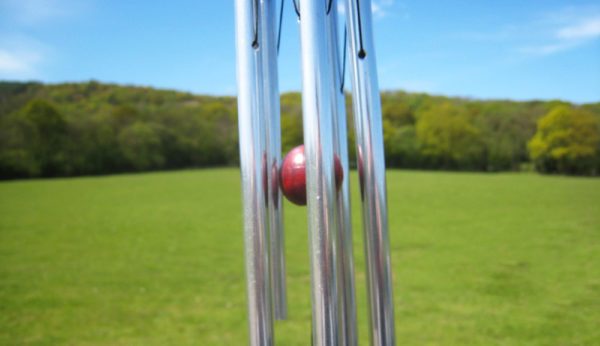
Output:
[
  {"xmin": 298, "ymin": 0, "xmax": 340, "ymax": 344},
  {"xmin": 326, "ymin": 2, "xmax": 358, "ymax": 345},
  {"xmin": 344, "ymin": 0, "xmax": 396, "ymax": 345},
  {"xmin": 260, "ymin": 0, "xmax": 287, "ymax": 321},
  {"xmin": 234, "ymin": 0, "xmax": 273, "ymax": 344}
]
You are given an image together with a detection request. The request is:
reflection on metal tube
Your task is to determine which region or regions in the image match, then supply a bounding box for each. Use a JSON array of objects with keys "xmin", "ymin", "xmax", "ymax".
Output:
[
  {"xmin": 298, "ymin": 0, "xmax": 340, "ymax": 344},
  {"xmin": 326, "ymin": 2, "xmax": 358, "ymax": 346},
  {"xmin": 234, "ymin": 0, "xmax": 273, "ymax": 344},
  {"xmin": 260, "ymin": 0, "xmax": 287, "ymax": 321},
  {"xmin": 344, "ymin": 0, "xmax": 396, "ymax": 345}
]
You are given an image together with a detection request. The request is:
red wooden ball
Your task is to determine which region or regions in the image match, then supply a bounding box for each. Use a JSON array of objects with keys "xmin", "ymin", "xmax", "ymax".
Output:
[{"xmin": 279, "ymin": 145, "xmax": 343, "ymax": 206}]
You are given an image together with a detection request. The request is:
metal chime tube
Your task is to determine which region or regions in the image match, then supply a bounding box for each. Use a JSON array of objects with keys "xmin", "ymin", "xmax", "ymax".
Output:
[
  {"xmin": 298, "ymin": 0, "xmax": 340, "ymax": 344},
  {"xmin": 344, "ymin": 0, "xmax": 396, "ymax": 345},
  {"xmin": 325, "ymin": 2, "xmax": 358, "ymax": 345},
  {"xmin": 259, "ymin": 0, "xmax": 287, "ymax": 321},
  {"xmin": 234, "ymin": 0, "xmax": 276, "ymax": 344}
]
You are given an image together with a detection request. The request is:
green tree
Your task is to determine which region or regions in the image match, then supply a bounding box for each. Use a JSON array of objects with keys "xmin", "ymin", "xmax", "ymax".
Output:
[
  {"xmin": 528, "ymin": 106, "xmax": 599, "ymax": 174},
  {"xmin": 0, "ymin": 115, "xmax": 38, "ymax": 178},
  {"xmin": 416, "ymin": 102, "xmax": 484, "ymax": 169},
  {"xmin": 386, "ymin": 125, "xmax": 419, "ymax": 167},
  {"xmin": 473, "ymin": 102, "xmax": 538, "ymax": 171},
  {"xmin": 118, "ymin": 121, "xmax": 165, "ymax": 171},
  {"xmin": 203, "ymin": 102, "xmax": 238, "ymax": 165},
  {"xmin": 112, "ymin": 104, "xmax": 139, "ymax": 128},
  {"xmin": 19, "ymin": 99, "xmax": 68, "ymax": 176},
  {"xmin": 280, "ymin": 93, "xmax": 303, "ymax": 153},
  {"xmin": 382, "ymin": 101, "xmax": 414, "ymax": 126}
]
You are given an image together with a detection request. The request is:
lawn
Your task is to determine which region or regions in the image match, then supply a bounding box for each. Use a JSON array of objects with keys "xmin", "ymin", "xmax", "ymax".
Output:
[{"xmin": 0, "ymin": 169, "xmax": 598, "ymax": 345}]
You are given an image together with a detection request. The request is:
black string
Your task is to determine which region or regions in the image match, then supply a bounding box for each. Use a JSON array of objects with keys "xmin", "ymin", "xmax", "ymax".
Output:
[
  {"xmin": 326, "ymin": 0, "xmax": 333, "ymax": 14},
  {"xmin": 292, "ymin": 0, "xmax": 300, "ymax": 18},
  {"xmin": 355, "ymin": 0, "xmax": 366, "ymax": 58},
  {"xmin": 251, "ymin": 0, "xmax": 259, "ymax": 49},
  {"xmin": 340, "ymin": 26, "xmax": 347, "ymax": 93},
  {"xmin": 277, "ymin": 0, "xmax": 284, "ymax": 54}
]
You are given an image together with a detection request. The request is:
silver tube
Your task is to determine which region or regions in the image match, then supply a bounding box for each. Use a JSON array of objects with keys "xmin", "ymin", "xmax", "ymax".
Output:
[
  {"xmin": 325, "ymin": 2, "xmax": 358, "ymax": 345},
  {"xmin": 260, "ymin": 0, "xmax": 287, "ymax": 321},
  {"xmin": 234, "ymin": 0, "xmax": 273, "ymax": 344},
  {"xmin": 298, "ymin": 0, "xmax": 340, "ymax": 344},
  {"xmin": 344, "ymin": 0, "xmax": 396, "ymax": 345}
]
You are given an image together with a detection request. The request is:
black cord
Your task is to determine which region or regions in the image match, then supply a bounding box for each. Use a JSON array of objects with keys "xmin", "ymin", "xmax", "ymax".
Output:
[
  {"xmin": 252, "ymin": 0, "xmax": 259, "ymax": 49},
  {"xmin": 276, "ymin": 0, "xmax": 285, "ymax": 54},
  {"xmin": 355, "ymin": 0, "xmax": 366, "ymax": 58},
  {"xmin": 326, "ymin": 0, "xmax": 333, "ymax": 14},
  {"xmin": 340, "ymin": 26, "xmax": 347, "ymax": 93},
  {"xmin": 292, "ymin": 0, "xmax": 300, "ymax": 18}
]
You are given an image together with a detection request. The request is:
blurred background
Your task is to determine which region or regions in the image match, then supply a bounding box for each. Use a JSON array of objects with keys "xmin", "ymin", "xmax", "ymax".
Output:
[{"xmin": 0, "ymin": 0, "xmax": 599, "ymax": 344}]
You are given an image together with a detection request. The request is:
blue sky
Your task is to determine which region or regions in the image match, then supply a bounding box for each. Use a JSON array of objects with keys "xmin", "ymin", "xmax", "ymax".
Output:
[{"xmin": 1, "ymin": 0, "xmax": 599, "ymax": 103}]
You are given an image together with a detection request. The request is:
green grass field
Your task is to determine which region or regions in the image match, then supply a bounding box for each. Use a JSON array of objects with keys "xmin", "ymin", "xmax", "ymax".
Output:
[{"xmin": 1, "ymin": 169, "xmax": 598, "ymax": 345}]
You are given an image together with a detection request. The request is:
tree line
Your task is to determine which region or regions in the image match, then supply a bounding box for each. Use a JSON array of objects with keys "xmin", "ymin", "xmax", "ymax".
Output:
[{"xmin": 1, "ymin": 81, "xmax": 598, "ymax": 179}]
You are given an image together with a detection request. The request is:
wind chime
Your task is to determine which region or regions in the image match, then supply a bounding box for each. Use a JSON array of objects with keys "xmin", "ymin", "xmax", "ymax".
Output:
[{"xmin": 233, "ymin": 0, "xmax": 394, "ymax": 344}]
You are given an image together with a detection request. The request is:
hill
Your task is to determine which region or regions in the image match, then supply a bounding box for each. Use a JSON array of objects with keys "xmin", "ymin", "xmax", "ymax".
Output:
[{"xmin": 0, "ymin": 81, "xmax": 598, "ymax": 179}]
